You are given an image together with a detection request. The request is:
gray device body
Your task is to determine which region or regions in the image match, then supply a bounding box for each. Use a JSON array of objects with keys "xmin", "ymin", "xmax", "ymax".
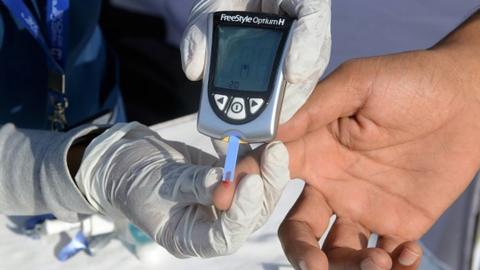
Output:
[{"xmin": 197, "ymin": 11, "xmax": 295, "ymax": 143}]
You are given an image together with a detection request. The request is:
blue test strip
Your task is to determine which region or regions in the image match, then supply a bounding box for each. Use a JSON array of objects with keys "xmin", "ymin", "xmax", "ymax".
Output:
[{"xmin": 222, "ymin": 135, "xmax": 241, "ymax": 182}]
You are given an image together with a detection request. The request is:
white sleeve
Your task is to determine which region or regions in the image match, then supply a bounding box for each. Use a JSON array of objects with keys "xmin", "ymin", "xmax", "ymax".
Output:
[{"xmin": 0, "ymin": 123, "xmax": 99, "ymax": 222}]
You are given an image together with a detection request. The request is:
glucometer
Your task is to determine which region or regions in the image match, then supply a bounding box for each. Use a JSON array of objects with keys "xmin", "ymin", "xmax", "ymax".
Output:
[{"xmin": 197, "ymin": 11, "xmax": 294, "ymax": 181}]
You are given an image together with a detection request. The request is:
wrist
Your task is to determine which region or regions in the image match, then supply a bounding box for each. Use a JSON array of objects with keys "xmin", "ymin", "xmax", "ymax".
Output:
[
  {"xmin": 432, "ymin": 12, "xmax": 480, "ymax": 168},
  {"xmin": 432, "ymin": 10, "xmax": 480, "ymax": 94},
  {"xmin": 67, "ymin": 128, "xmax": 106, "ymax": 177},
  {"xmin": 433, "ymin": 10, "xmax": 480, "ymax": 52}
]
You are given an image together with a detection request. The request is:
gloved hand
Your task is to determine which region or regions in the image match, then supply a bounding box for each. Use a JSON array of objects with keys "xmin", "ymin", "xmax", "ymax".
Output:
[
  {"xmin": 75, "ymin": 122, "xmax": 290, "ymax": 258},
  {"xmin": 181, "ymin": 0, "xmax": 332, "ymax": 122}
]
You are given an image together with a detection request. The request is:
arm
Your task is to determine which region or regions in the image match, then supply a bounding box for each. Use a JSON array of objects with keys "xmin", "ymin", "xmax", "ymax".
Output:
[
  {"xmin": 276, "ymin": 9, "xmax": 480, "ymax": 270},
  {"xmin": 0, "ymin": 124, "xmax": 99, "ymax": 221},
  {"xmin": 0, "ymin": 120, "xmax": 291, "ymax": 259},
  {"xmin": 432, "ymin": 10, "xmax": 480, "ymax": 116}
]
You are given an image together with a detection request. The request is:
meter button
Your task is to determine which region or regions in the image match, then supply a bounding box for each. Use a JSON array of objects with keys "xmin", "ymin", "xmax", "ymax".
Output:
[
  {"xmin": 231, "ymin": 101, "xmax": 243, "ymax": 113},
  {"xmin": 249, "ymin": 98, "xmax": 264, "ymax": 115},
  {"xmin": 214, "ymin": 94, "xmax": 228, "ymax": 111},
  {"xmin": 227, "ymin": 98, "xmax": 246, "ymax": 120}
]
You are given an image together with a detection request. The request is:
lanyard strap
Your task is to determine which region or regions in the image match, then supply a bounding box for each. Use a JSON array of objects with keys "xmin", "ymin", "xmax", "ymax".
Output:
[
  {"xmin": 1, "ymin": 0, "xmax": 70, "ymax": 130},
  {"xmin": 1, "ymin": 0, "xmax": 69, "ymax": 74},
  {"xmin": 46, "ymin": 0, "xmax": 69, "ymax": 71}
]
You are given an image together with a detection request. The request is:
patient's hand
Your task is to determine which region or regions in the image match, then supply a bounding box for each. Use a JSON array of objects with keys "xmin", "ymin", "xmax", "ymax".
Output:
[
  {"xmin": 277, "ymin": 44, "xmax": 480, "ymax": 268},
  {"xmin": 215, "ymin": 13, "xmax": 480, "ymax": 269},
  {"xmin": 217, "ymin": 48, "xmax": 480, "ymax": 269}
]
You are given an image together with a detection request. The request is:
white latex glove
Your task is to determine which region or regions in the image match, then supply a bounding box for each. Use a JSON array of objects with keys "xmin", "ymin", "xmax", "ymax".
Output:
[
  {"xmin": 181, "ymin": 0, "xmax": 332, "ymax": 122},
  {"xmin": 75, "ymin": 122, "xmax": 289, "ymax": 258}
]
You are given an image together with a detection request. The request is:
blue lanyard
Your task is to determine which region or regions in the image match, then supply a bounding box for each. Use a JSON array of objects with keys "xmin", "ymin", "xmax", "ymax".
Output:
[
  {"xmin": 1, "ymin": 0, "xmax": 70, "ymax": 130},
  {"xmin": 1, "ymin": 0, "xmax": 69, "ymax": 74}
]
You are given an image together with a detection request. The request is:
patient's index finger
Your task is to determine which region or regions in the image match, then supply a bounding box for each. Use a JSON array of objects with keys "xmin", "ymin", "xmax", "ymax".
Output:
[{"xmin": 213, "ymin": 147, "xmax": 262, "ymax": 210}]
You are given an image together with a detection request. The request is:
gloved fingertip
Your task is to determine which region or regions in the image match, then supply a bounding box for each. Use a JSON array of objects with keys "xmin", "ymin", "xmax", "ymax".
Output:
[
  {"xmin": 184, "ymin": 63, "xmax": 204, "ymax": 82},
  {"xmin": 205, "ymin": 167, "xmax": 223, "ymax": 185},
  {"xmin": 261, "ymin": 141, "xmax": 290, "ymax": 193},
  {"xmin": 284, "ymin": 50, "xmax": 325, "ymax": 84},
  {"xmin": 284, "ymin": 64, "xmax": 310, "ymax": 84},
  {"xmin": 238, "ymin": 174, "xmax": 263, "ymax": 194},
  {"xmin": 180, "ymin": 26, "xmax": 206, "ymax": 81},
  {"xmin": 180, "ymin": 36, "xmax": 192, "ymax": 71},
  {"xmin": 284, "ymin": 17, "xmax": 332, "ymax": 84},
  {"xmin": 264, "ymin": 141, "xmax": 289, "ymax": 167}
]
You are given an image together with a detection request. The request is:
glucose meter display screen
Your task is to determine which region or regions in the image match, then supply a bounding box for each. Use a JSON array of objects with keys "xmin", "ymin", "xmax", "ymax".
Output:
[{"xmin": 214, "ymin": 26, "xmax": 283, "ymax": 92}]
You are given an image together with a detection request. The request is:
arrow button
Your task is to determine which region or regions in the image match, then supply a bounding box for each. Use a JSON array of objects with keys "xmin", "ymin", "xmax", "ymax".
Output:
[
  {"xmin": 214, "ymin": 94, "xmax": 228, "ymax": 111},
  {"xmin": 249, "ymin": 98, "xmax": 264, "ymax": 115}
]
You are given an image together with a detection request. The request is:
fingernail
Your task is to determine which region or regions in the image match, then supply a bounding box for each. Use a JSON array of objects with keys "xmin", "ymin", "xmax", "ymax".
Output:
[
  {"xmin": 360, "ymin": 258, "xmax": 385, "ymax": 270},
  {"xmin": 398, "ymin": 248, "xmax": 420, "ymax": 266}
]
